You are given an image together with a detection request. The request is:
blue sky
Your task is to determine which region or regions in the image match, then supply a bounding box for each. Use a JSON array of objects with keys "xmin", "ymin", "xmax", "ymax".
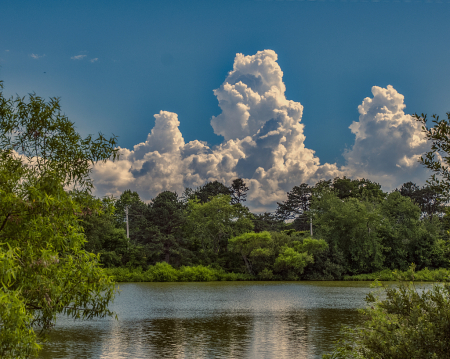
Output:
[{"xmin": 1, "ymin": 0, "xmax": 449, "ymax": 210}]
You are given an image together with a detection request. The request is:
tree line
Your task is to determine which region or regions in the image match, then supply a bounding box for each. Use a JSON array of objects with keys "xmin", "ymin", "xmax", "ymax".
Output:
[{"xmin": 81, "ymin": 176, "xmax": 450, "ymax": 280}]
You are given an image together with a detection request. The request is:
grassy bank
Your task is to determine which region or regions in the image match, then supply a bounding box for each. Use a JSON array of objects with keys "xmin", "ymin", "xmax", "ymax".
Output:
[
  {"xmin": 105, "ymin": 263, "xmax": 450, "ymax": 282},
  {"xmin": 343, "ymin": 267, "xmax": 450, "ymax": 282}
]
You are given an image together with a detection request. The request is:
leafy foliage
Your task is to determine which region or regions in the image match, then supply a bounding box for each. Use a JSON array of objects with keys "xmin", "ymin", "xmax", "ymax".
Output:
[
  {"xmin": 0, "ymin": 82, "xmax": 117, "ymax": 357},
  {"xmin": 414, "ymin": 112, "xmax": 450, "ymax": 199},
  {"xmin": 324, "ymin": 266, "xmax": 450, "ymax": 359},
  {"xmin": 185, "ymin": 195, "xmax": 254, "ymax": 265}
]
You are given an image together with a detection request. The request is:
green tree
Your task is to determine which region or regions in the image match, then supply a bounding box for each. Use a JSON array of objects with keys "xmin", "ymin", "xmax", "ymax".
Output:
[
  {"xmin": 273, "ymin": 237, "xmax": 328, "ymax": 280},
  {"xmin": 228, "ymin": 231, "xmax": 272, "ymax": 275},
  {"xmin": 252, "ymin": 212, "xmax": 286, "ymax": 233},
  {"xmin": 146, "ymin": 191, "xmax": 189, "ymax": 266},
  {"xmin": 331, "ymin": 177, "xmax": 386, "ymax": 203},
  {"xmin": 190, "ymin": 180, "xmax": 232, "ymax": 204},
  {"xmin": 379, "ymin": 191, "xmax": 442, "ymax": 270},
  {"xmin": 276, "ymin": 183, "xmax": 313, "ymax": 231},
  {"xmin": 312, "ymin": 191, "xmax": 384, "ymax": 274},
  {"xmin": 185, "ymin": 194, "xmax": 254, "ymax": 265},
  {"xmin": 80, "ymin": 196, "xmax": 128, "ymax": 267},
  {"xmin": 79, "ymin": 195, "xmax": 149, "ymax": 268},
  {"xmin": 398, "ymin": 181, "xmax": 445, "ymax": 218},
  {"xmin": 0, "ymin": 82, "xmax": 117, "ymax": 357},
  {"xmin": 274, "ymin": 247, "xmax": 314, "ymax": 278}
]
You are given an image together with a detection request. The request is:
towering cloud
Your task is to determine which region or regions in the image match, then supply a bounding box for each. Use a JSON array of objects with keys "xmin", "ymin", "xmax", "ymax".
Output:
[
  {"xmin": 343, "ymin": 85, "xmax": 429, "ymax": 189},
  {"xmin": 91, "ymin": 50, "xmax": 430, "ymax": 211}
]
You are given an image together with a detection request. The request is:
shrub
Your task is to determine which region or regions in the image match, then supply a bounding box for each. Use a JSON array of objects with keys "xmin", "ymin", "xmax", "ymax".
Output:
[{"xmin": 324, "ymin": 266, "xmax": 450, "ymax": 359}]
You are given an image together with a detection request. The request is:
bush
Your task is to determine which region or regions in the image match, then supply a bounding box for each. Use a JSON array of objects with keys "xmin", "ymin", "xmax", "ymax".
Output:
[
  {"xmin": 147, "ymin": 262, "xmax": 179, "ymax": 282},
  {"xmin": 324, "ymin": 266, "xmax": 450, "ymax": 359},
  {"xmin": 104, "ymin": 263, "xmax": 256, "ymax": 282},
  {"xmin": 178, "ymin": 265, "xmax": 218, "ymax": 281}
]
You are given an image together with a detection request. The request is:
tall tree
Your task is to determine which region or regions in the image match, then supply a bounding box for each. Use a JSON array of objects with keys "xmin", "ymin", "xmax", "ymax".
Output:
[
  {"xmin": 0, "ymin": 82, "xmax": 117, "ymax": 357},
  {"xmin": 230, "ymin": 178, "xmax": 249, "ymax": 204},
  {"xmin": 276, "ymin": 183, "xmax": 312, "ymax": 231},
  {"xmin": 398, "ymin": 181, "xmax": 445, "ymax": 218},
  {"xmin": 147, "ymin": 191, "xmax": 188, "ymax": 265}
]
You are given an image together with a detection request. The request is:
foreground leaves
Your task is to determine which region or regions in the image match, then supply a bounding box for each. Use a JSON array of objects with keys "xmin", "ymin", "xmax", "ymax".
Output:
[
  {"xmin": 324, "ymin": 266, "xmax": 450, "ymax": 359},
  {"xmin": 0, "ymin": 82, "xmax": 117, "ymax": 358}
]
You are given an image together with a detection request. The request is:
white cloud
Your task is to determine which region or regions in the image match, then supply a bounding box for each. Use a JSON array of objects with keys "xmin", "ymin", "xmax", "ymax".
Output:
[
  {"xmin": 71, "ymin": 54, "xmax": 86, "ymax": 60},
  {"xmin": 90, "ymin": 58, "xmax": 98, "ymax": 63},
  {"xmin": 92, "ymin": 50, "xmax": 342, "ymax": 211},
  {"xmin": 342, "ymin": 85, "xmax": 430, "ymax": 191},
  {"xmin": 91, "ymin": 50, "xmax": 431, "ymax": 211},
  {"xmin": 30, "ymin": 53, "xmax": 45, "ymax": 59}
]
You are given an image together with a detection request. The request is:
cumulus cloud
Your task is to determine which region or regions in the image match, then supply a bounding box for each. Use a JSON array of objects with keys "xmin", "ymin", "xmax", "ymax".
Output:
[
  {"xmin": 91, "ymin": 50, "xmax": 430, "ymax": 212},
  {"xmin": 30, "ymin": 53, "xmax": 45, "ymax": 59},
  {"xmin": 71, "ymin": 54, "xmax": 86, "ymax": 60},
  {"xmin": 342, "ymin": 85, "xmax": 430, "ymax": 190},
  {"xmin": 90, "ymin": 58, "xmax": 98, "ymax": 63},
  {"xmin": 92, "ymin": 50, "xmax": 343, "ymax": 211}
]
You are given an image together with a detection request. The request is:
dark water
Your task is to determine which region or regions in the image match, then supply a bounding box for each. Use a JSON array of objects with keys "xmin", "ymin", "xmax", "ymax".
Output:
[{"xmin": 39, "ymin": 281, "xmax": 376, "ymax": 359}]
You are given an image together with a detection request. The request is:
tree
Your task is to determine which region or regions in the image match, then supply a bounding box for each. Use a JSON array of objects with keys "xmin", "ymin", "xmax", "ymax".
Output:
[
  {"xmin": 273, "ymin": 247, "xmax": 314, "ymax": 278},
  {"xmin": 252, "ymin": 212, "xmax": 286, "ymax": 233},
  {"xmin": 378, "ymin": 191, "xmax": 441, "ymax": 270},
  {"xmin": 324, "ymin": 267, "xmax": 450, "ymax": 359},
  {"xmin": 81, "ymin": 196, "xmax": 128, "ymax": 267},
  {"xmin": 80, "ymin": 195, "xmax": 148, "ymax": 268},
  {"xmin": 273, "ymin": 237, "xmax": 328, "ymax": 280},
  {"xmin": 0, "ymin": 82, "xmax": 118, "ymax": 357},
  {"xmin": 228, "ymin": 231, "xmax": 272, "ymax": 275},
  {"xmin": 312, "ymin": 191, "xmax": 384, "ymax": 274},
  {"xmin": 230, "ymin": 178, "xmax": 249, "ymax": 204},
  {"xmin": 414, "ymin": 112, "xmax": 450, "ymax": 198},
  {"xmin": 190, "ymin": 180, "xmax": 232, "ymax": 204},
  {"xmin": 336, "ymin": 177, "xmax": 385, "ymax": 202},
  {"xmin": 146, "ymin": 191, "xmax": 189, "ymax": 265},
  {"xmin": 397, "ymin": 181, "xmax": 445, "ymax": 218},
  {"xmin": 185, "ymin": 195, "xmax": 254, "ymax": 264},
  {"xmin": 276, "ymin": 183, "xmax": 312, "ymax": 231}
]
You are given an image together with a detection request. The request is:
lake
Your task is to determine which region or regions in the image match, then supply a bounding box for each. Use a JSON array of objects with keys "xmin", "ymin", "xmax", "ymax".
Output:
[{"xmin": 39, "ymin": 281, "xmax": 377, "ymax": 359}]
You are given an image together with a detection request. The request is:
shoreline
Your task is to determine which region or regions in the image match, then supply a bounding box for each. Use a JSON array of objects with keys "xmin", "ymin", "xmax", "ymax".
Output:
[{"xmin": 104, "ymin": 264, "xmax": 450, "ymax": 283}]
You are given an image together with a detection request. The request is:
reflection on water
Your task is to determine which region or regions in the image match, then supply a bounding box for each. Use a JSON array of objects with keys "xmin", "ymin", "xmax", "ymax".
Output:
[{"xmin": 39, "ymin": 281, "xmax": 373, "ymax": 359}]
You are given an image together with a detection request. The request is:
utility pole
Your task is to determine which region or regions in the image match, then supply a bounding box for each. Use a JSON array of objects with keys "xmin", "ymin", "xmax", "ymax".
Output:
[
  {"xmin": 310, "ymin": 216, "xmax": 313, "ymax": 237},
  {"xmin": 125, "ymin": 206, "xmax": 129, "ymax": 239}
]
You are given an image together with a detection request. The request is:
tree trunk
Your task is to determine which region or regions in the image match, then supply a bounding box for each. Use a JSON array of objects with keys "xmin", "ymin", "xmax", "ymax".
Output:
[
  {"xmin": 164, "ymin": 242, "xmax": 171, "ymax": 264},
  {"xmin": 242, "ymin": 255, "xmax": 254, "ymax": 275}
]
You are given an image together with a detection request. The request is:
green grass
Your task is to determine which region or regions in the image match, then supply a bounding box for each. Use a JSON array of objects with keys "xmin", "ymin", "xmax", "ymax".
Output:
[{"xmin": 343, "ymin": 267, "xmax": 450, "ymax": 282}]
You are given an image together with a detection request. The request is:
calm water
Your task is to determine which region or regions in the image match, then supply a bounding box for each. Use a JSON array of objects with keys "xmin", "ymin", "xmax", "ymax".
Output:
[{"xmin": 39, "ymin": 281, "xmax": 377, "ymax": 359}]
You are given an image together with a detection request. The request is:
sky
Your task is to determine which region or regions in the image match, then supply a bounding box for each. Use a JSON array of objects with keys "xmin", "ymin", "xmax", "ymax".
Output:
[{"xmin": 1, "ymin": 0, "xmax": 449, "ymax": 211}]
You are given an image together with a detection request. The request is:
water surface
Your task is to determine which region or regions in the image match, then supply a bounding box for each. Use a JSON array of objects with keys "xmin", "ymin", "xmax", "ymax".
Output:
[{"xmin": 39, "ymin": 281, "xmax": 377, "ymax": 359}]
